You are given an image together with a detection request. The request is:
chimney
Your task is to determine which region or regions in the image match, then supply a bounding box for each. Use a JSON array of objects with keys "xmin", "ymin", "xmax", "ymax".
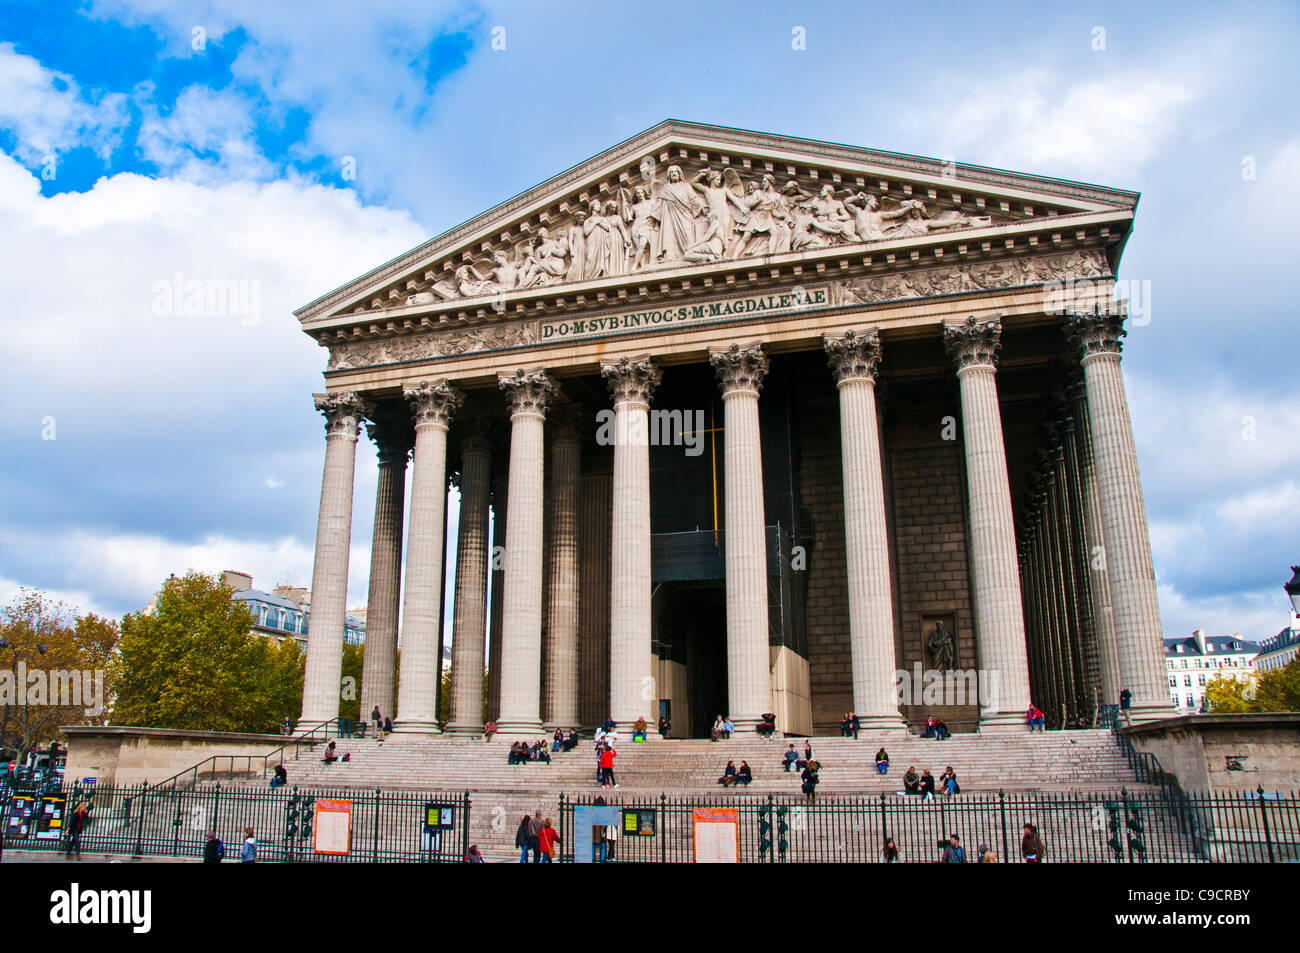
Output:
[
  {"xmin": 222, "ymin": 570, "xmax": 253, "ymax": 592},
  {"xmin": 1192, "ymin": 628, "xmax": 1206, "ymax": 655}
]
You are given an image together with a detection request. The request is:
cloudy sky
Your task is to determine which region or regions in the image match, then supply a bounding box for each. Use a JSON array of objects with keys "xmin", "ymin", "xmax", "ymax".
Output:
[{"xmin": 1, "ymin": 0, "xmax": 1297, "ymax": 646}]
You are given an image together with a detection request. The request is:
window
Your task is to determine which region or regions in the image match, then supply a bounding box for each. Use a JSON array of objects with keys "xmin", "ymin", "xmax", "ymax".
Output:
[
  {"xmin": 1185, "ymin": 695, "xmax": 1195, "ymax": 708},
  {"xmin": 1198, "ymin": 674, "xmax": 1206, "ymax": 685},
  {"xmin": 1183, "ymin": 675, "xmax": 1191, "ymax": 686},
  {"xmin": 1169, "ymin": 677, "xmax": 1177, "ymax": 687},
  {"xmin": 1171, "ymin": 696, "xmax": 1179, "ymax": 707}
]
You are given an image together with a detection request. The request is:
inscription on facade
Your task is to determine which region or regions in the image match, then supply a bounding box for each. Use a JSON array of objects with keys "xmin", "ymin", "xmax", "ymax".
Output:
[{"xmin": 539, "ymin": 287, "xmax": 830, "ymax": 342}]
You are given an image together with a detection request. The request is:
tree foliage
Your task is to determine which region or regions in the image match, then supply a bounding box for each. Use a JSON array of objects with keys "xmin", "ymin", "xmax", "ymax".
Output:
[
  {"xmin": 112, "ymin": 572, "xmax": 304, "ymax": 733},
  {"xmin": 0, "ymin": 589, "xmax": 120, "ymax": 762},
  {"xmin": 1205, "ymin": 661, "xmax": 1300, "ymax": 714}
]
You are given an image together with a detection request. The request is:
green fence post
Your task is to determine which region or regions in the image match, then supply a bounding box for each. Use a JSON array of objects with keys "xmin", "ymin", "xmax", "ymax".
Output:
[
  {"xmin": 133, "ymin": 782, "xmax": 147, "ymax": 857},
  {"xmin": 373, "ymin": 789, "xmax": 381, "ymax": 863},
  {"xmin": 660, "ymin": 793, "xmax": 668, "ymax": 865},
  {"xmin": 998, "ymin": 790, "xmax": 1009, "ymax": 862},
  {"xmin": 1256, "ymin": 786, "xmax": 1275, "ymax": 864}
]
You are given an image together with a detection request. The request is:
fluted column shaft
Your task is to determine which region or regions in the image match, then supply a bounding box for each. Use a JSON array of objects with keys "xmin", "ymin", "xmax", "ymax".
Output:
[
  {"xmin": 544, "ymin": 405, "xmax": 583, "ymax": 729},
  {"xmin": 943, "ymin": 317, "xmax": 1032, "ymax": 727},
  {"xmin": 825, "ymin": 330, "xmax": 905, "ymax": 731},
  {"xmin": 1070, "ymin": 380, "xmax": 1122, "ymax": 704},
  {"xmin": 300, "ymin": 392, "xmax": 373, "ymax": 729},
  {"xmin": 394, "ymin": 380, "xmax": 462, "ymax": 733},
  {"xmin": 601, "ymin": 357, "xmax": 661, "ymax": 735},
  {"xmin": 711, "ymin": 343, "xmax": 771, "ymax": 733},
  {"xmin": 1069, "ymin": 312, "xmax": 1170, "ymax": 720},
  {"xmin": 446, "ymin": 429, "xmax": 492, "ymax": 733},
  {"xmin": 495, "ymin": 369, "xmax": 553, "ymax": 736},
  {"xmin": 359, "ymin": 423, "xmax": 409, "ymax": 723}
]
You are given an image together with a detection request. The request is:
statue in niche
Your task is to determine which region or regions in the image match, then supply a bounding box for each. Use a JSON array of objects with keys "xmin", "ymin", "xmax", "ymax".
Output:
[
  {"xmin": 927, "ymin": 619, "xmax": 956, "ymax": 673},
  {"xmin": 619, "ymin": 184, "xmax": 661, "ymax": 271},
  {"xmin": 806, "ymin": 184, "xmax": 860, "ymax": 244},
  {"xmin": 515, "ymin": 226, "xmax": 569, "ymax": 288},
  {"xmin": 683, "ymin": 168, "xmax": 745, "ymax": 263},
  {"xmin": 730, "ymin": 173, "xmax": 787, "ymax": 258},
  {"xmin": 565, "ymin": 210, "xmax": 587, "ymax": 281},
  {"xmin": 652, "ymin": 164, "xmax": 707, "ymax": 264}
]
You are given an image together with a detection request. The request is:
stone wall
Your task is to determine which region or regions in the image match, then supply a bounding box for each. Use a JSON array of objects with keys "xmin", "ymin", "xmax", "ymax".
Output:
[
  {"xmin": 61, "ymin": 726, "xmax": 296, "ymax": 788},
  {"xmin": 1125, "ymin": 713, "xmax": 1300, "ymax": 794}
]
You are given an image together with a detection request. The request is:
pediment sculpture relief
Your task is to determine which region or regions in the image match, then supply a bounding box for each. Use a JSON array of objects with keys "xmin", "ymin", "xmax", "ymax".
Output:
[{"xmin": 399, "ymin": 156, "xmax": 1009, "ymax": 308}]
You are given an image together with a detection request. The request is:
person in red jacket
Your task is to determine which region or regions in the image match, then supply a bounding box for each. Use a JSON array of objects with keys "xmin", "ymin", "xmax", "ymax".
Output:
[
  {"xmin": 600, "ymin": 746, "xmax": 618, "ymax": 789},
  {"xmin": 538, "ymin": 818, "xmax": 560, "ymax": 863}
]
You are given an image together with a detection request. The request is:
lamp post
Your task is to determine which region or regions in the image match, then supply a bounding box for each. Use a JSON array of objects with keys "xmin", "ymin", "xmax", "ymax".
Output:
[{"xmin": 1283, "ymin": 566, "xmax": 1300, "ymax": 619}]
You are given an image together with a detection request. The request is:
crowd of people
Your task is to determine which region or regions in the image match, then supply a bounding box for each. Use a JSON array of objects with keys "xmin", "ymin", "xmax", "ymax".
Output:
[
  {"xmin": 507, "ymin": 740, "xmax": 552, "ymax": 765},
  {"xmin": 899, "ymin": 764, "xmax": 959, "ymax": 800},
  {"xmin": 514, "ymin": 811, "xmax": 561, "ymax": 863}
]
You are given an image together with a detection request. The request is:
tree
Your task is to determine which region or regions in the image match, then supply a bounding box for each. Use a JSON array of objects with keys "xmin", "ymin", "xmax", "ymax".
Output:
[
  {"xmin": 339, "ymin": 642, "xmax": 363, "ymax": 723},
  {"xmin": 1205, "ymin": 661, "xmax": 1300, "ymax": 714},
  {"xmin": 0, "ymin": 589, "xmax": 120, "ymax": 763},
  {"xmin": 112, "ymin": 571, "xmax": 304, "ymax": 733}
]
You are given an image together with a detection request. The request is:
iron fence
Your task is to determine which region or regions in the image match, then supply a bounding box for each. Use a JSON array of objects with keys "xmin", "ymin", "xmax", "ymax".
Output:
[
  {"xmin": 559, "ymin": 787, "xmax": 1300, "ymax": 863},
  {"xmin": 1, "ymin": 782, "xmax": 471, "ymax": 863}
]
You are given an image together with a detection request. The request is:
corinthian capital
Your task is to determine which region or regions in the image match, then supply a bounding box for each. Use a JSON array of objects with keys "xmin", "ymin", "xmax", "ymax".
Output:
[
  {"xmin": 824, "ymin": 328, "xmax": 883, "ymax": 385},
  {"xmin": 710, "ymin": 342, "xmax": 769, "ymax": 396},
  {"xmin": 366, "ymin": 419, "xmax": 414, "ymax": 465},
  {"xmin": 601, "ymin": 355, "xmax": 661, "ymax": 406},
  {"xmin": 403, "ymin": 379, "xmax": 465, "ymax": 429},
  {"xmin": 943, "ymin": 315, "xmax": 1002, "ymax": 372},
  {"xmin": 1067, "ymin": 308, "xmax": 1126, "ymax": 363},
  {"xmin": 314, "ymin": 391, "xmax": 374, "ymax": 437},
  {"xmin": 498, "ymin": 367, "xmax": 555, "ymax": 418}
]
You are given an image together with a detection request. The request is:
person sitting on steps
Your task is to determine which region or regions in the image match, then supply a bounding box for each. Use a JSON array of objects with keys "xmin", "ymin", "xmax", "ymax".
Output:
[
  {"xmin": 632, "ymin": 717, "xmax": 648, "ymax": 743},
  {"xmin": 321, "ymin": 741, "xmax": 338, "ymax": 765},
  {"xmin": 875, "ymin": 748, "xmax": 889, "ymax": 775},
  {"xmin": 939, "ymin": 765, "xmax": 960, "ymax": 795},
  {"xmin": 718, "ymin": 760, "xmax": 738, "ymax": 787},
  {"xmin": 782, "ymin": 744, "xmax": 800, "ymax": 772},
  {"xmin": 903, "ymin": 765, "xmax": 920, "ymax": 795},
  {"xmin": 736, "ymin": 760, "xmax": 753, "ymax": 786},
  {"xmin": 920, "ymin": 768, "xmax": 937, "ymax": 802},
  {"xmin": 757, "ymin": 713, "xmax": 777, "ymax": 738}
]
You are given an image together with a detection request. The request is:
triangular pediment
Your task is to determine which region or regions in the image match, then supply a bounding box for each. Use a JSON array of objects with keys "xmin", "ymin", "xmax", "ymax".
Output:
[{"xmin": 296, "ymin": 120, "xmax": 1137, "ymax": 331}]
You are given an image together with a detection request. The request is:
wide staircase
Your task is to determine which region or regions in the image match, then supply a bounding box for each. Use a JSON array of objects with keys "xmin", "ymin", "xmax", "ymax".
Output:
[{"xmin": 247, "ymin": 729, "xmax": 1154, "ymax": 861}]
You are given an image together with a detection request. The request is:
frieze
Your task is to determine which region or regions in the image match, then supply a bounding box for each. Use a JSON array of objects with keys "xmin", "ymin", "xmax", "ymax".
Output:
[{"xmin": 838, "ymin": 248, "xmax": 1107, "ymax": 304}]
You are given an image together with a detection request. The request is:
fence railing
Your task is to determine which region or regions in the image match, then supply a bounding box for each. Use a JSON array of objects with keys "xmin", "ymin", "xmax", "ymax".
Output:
[
  {"xmin": 558, "ymin": 788, "xmax": 1300, "ymax": 863},
  {"xmin": 1, "ymin": 782, "xmax": 471, "ymax": 863},
  {"xmin": 138, "ymin": 718, "xmax": 338, "ymax": 795}
]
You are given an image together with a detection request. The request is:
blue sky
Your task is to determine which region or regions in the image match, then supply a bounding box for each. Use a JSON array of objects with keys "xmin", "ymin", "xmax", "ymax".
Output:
[{"xmin": 1, "ymin": 0, "xmax": 1298, "ymax": 646}]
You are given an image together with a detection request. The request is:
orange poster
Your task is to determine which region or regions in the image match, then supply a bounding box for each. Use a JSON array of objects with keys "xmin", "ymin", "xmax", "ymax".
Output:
[
  {"xmin": 692, "ymin": 807, "xmax": 739, "ymax": 863},
  {"xmin": 313, "ymin": 798, "xmax": 353, "ymax": 855}
]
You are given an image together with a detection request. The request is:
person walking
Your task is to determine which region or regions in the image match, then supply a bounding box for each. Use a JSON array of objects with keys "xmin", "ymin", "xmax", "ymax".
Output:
[
  {"xmin": 64, "ymin": 802, "xmax": 90, "ymax": 860},
  {"xmin": 203, "ymin": 829, "xmax": 225, "ymax": 864},
  {"xmin": 1021, "ymin": 823, "xmax": 1045, "ymax": 863},
  {"xmin": 239, "ymin": 827, "xmax": 257, "ymax": 863},
  {"xmin": 940, "ymin": 833, "xmax": 965, "ymax": 863},
  {"xmin": 879, "ymin": 836, "xmax": 899, "ymax": 863},
  {"xmin": 600, "ymin": 745, "xmax": 618, "ymax": 789},
  {"xmin": 527, "ymin": 810, "xmax": 544, "ymax": 862},
  {"xmin": 538, "ymin": 817, "xmax": 560, "ymax": 863},
  {"xmin": 515, "ymin": 815, "xmax": 532, "ymax": 864}
]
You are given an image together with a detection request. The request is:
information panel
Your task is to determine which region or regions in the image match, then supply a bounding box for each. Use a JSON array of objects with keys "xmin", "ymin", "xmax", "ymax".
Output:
[
  {"xmin": 313, "ymin": 798, "xmax": 352, "ymax": 856},
  {"xmin": 692, "ymin": 807, "xmax": 739, "ymax": 863}
]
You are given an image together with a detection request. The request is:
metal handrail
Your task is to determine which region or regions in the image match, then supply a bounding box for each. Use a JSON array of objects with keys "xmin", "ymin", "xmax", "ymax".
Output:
[{"xmin": 137, "ymin": 718, "xmax": 336, "ymax": 795}]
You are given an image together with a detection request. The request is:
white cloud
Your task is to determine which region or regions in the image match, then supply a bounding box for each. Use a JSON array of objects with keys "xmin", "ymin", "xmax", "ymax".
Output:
[
  {"xmin": 0, "ymin": 42, "xmax": 129, "ymax": 164},
  {"xmin": 137, "ymin": 84, "xmax": 274, "ymax": 182}
]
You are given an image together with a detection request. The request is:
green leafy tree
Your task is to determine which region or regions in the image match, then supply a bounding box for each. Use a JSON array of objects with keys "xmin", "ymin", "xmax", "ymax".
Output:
[
  {"xmin": 113, "ymin": 572, "xmax": 304, "ymax": 733},
  {"xmin": 0, "ymin": 589, "xmax": 120, "ymax": 762},
  {"xmin": 1205, "ymin": 661, "xmax": 1300, "ymax": 714},
  {"xmin": 339, "ymin": 642, "xmax": 363, "ymax": 723}
]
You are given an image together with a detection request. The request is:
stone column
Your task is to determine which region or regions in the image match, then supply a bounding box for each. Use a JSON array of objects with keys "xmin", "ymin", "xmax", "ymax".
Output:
[
  {"xmin": 824, "ymin": 329, "xmax": 906, "ymax": 732},
  {"xmin": 710, "ymin": 343, "xmax": 771, "ymax": 734},
  {"xmin": 299, "ymin": 391, "xmax": 373, "ymax": 730},
  {"xmin": 359, "ymin": 420, "xmax": 411, "ymax": 723},
  {"xmin": 544, "ymin": 403, "xmax": 583, "ymax": 730},
  {"xmin": 393, "ymin": 380, "xmax": 463, "ymax": 734},
  {"xmin": 1069, "ymin": 378, "xmax": 1122, "ymax": 705},
  {"xmin": 1068, "ymin": 311, "xmax": 1170, "ymax": 721},
  {"xmin": 495, "ymin": 368, "xmax": 554, "ymax": 737},
  {"xmin": 446, "ymin": 422, "xmax": 492, "ymax": 734},
  {"xmin": 600, "ymin": 357, "xmax": 661, "ymax": 736},
  {"xmin": 942, "ymin": 316, "xmax": 1032, "ymax": 728}
]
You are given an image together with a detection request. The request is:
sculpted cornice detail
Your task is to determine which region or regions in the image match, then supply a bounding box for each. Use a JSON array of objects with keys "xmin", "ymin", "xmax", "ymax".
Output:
[
  {"xmin": 943, "ymin": 315, "xmax": 1003, "ymax": 372},
  {"xmin": 403, "ymin": 379, "xmax": 465, "ymax": 429},
  {"xmin": 314, "ymin": 391, "xmax": 374, "ymax": 437},
  {"xmin": 328, "ymin": 322, "xmax": 536, "ymax": 371},
  {"xmin": 710, "ymin": 342, "xmax": 769, "ymax": 397},
  {"xmin": 824, "ymin": 328, "xmax": 883, "ymax": 385},
  {"xmin": 840, "ymin": 249, "xmax": 1107, "ymax": 305},
  {"xmin": 601, "ymin": 355, "xmax": 662, "ymax": 406}
]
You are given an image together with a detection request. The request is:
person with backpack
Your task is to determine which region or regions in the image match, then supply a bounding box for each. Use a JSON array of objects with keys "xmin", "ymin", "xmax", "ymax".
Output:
[
  {"xmin": 1022, "ymin": 823, "xmax": 1045, "ymax": 863},
  {"xmin": 940, "ymin": 833, "xmax": 965, "ymax": 863},
  {"xmin": 203, "ymin": 829, "xmax": 225, "ymax": 864},
  {"xmin": 239, "ymin": 827, "xmax": 257, "ymax": 863}
]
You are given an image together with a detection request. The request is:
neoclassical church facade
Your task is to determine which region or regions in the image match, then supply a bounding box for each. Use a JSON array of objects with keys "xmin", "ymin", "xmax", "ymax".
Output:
[{"xmin": 294, "ymin": 121, "xmax": 1170, "ymax": 738}]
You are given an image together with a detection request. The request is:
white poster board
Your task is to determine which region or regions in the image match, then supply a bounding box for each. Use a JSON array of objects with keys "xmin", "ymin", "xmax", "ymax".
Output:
[
  {"xmin": 692, "ymin": 807, "xmax": 739, "ymax": 863},
  {"xmin": 313, "ymin": 799, "xmax": 352, "ymax": 855}
]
